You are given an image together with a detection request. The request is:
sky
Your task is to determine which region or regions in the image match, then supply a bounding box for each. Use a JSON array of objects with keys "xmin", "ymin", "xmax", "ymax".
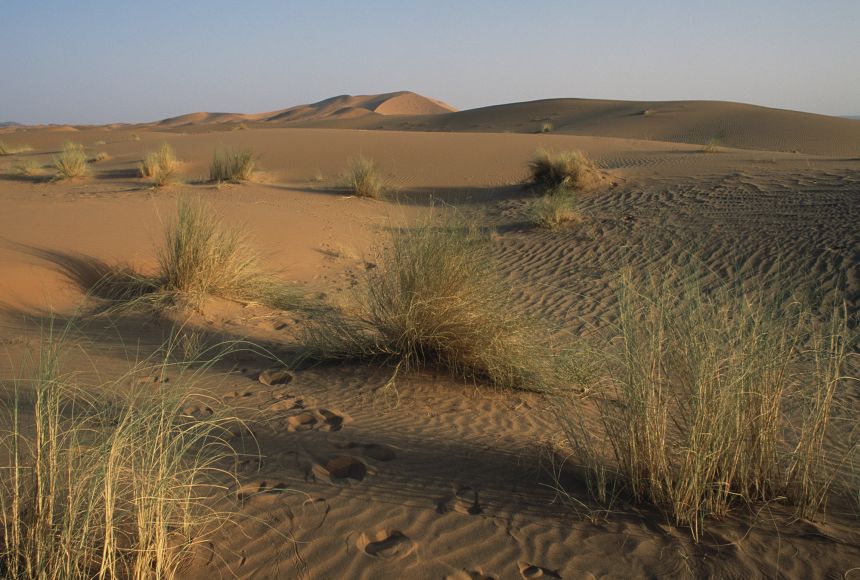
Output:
[{"xmin": 1, "ymin": 0, "xmax": 858, "ymax": 124}]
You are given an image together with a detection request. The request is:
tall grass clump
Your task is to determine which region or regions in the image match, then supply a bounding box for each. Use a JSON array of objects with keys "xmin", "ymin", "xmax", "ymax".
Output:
[
  {"xmin": 0, "ymin": 141, "xmax": 33, "ymax": 156},
  {"xmin": 0, "ymin": 331, "xmax": 241, "ymax": 578},
  {"xmin": 343, "ymin": 155, "xmax": 384, "ymax": 199},
  {"xmin": 528, "ymin": 148, "xmax": 600, "ymax": 191},
  {"xmin": 302, "ymin": 217, "xmax": 549, "ymax": 390},
  {"xmin": 139, "ymin": 142, "xmax": 179, "ymax": 187},
  {"xmin": 208, "ymin": 148, "xmax": 256, "ymax": 182},
  {"xmin": 529, "ymin": 186, "xmax": 580, "ymax": 229},
  {"xmin": 92, "ymin": 198, "xmax": 298, "ymax": 311},
  {"xmin": 554, "ymin": 271, "xmax": 857, "ymax": 540},
  {"xmin": 52, "ymin": 142, "xmax": 89, "ymax": 180}
]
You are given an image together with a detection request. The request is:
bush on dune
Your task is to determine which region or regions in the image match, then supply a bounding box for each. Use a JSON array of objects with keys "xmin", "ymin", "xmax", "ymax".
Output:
[
  {"xmin": 139, "ymin": 142, "xmax": 179, "ymax": 187},
  {"xmin": 528, "ymin": 148, "xmax": 601, "ymax": 191},
  {"xmin": 553, "ymin": 271, "xmax": 856, "ymax": 539},
  {"xmin": 52, "ymin": 142, "xmax": 89, "ymax": 180},
  {"xmin": 343, "ymin": 155, "xmax": 384, "ymax": 198},
  {"xmin": 302, "ymin": 217, "xmax": 552, "ymax": 390},
  {"xmin": 209, "ymin": 148, "xmax": 256, "ymax": 183}
]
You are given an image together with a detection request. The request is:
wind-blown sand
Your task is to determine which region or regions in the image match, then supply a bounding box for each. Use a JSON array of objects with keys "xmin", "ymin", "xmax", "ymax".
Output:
[{"xmin": 1, "ymin": 94, "xmax": 858, "ymax": 578}]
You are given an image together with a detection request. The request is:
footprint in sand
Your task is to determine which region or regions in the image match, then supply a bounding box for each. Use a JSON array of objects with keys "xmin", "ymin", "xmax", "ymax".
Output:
[
  {"xmin": 342, "ymin": 442, "xmax": 397, "ymax": 461},
  {"xmin": 518, "ymin": 563, "xmax": 561, "ymax": 579},
  {"xmin": 258, "ymin": 368, "xmax": 293, "ymax": 386},
  {"xmin": 357, "ymin": 530, "xmax": 414, "ymax": 560},
  {"xmin": 236, "ymin": 479, "xmax": 292, "ymax": 505},
  {"xmin": 222, "ymin": 389, "xmax": 255, "ymax": 403},
  {"xmin": 266, "ymin": 397, "xmax": 305, "ymax": 413},
  {"xmin": 285, "ymin": 408, "xmax": 346, "ymax": 432},
  {"xmin": 437, "ymin": 485, "xmax": 483, "ymax": 515},
  {"xmin": 180, "ymin": 403, "xmax": 213, "ymax": 419},
  {"xmin": 447, "ymin": 570, "xmax": 497, "ymax": 580},
  {"xmin": 311, "ymin": 455, "xmax": 370, "ymax": 485}
]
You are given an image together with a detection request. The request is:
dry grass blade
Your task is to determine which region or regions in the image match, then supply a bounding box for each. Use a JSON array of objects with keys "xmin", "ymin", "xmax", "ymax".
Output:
[
  {"xmin": 139, "ymin": 142, "xmax": 179, "ymax": 187},
  {"xmin": 0, "ymin": 141, "xmax": 33, "ymax": 156},
  {"xmin": 529, "ymin": 186, "xmax": 581, "ymax": 229}
]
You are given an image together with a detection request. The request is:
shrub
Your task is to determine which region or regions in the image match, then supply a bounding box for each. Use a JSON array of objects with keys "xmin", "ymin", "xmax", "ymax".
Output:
[
  {"xmin": 553, "ymin": 272, "xmax": 856, "ymax": 540},
  {"xmin": 528, "ymin": 149, "xmax": 600, "ymax": 191},
  {"xmin": 344, "ymin": 155, "xmax": 384, "ymax": 198},
  {"xmin": 302, "ymin": 217, "xmax": 550, "ymax": 390},
  {"xmin": 139, "ymin": 142, "xmax": 179, "ymax": 187},
  {"xmin": 540, "ymin": 122, "xmax": 553, "ymax": 133},
  {"xmin": 0, "ymin": 332, "xmax": 241, "ymax": 578},
  {"xmin": 209, "ymin": 148, "xmax": 256, "ymax": 182},
  {"xmin": 52, "ymin": 142, "xmax": 89, "ymax": 179},
  {"xmin": 91, "ymin": 151, "xmax": 110, "ymax": 163},
  {"xmin": 92, "ymin": 198, "xmax": 298, "ymax": 311},
  {"xmin": 529, "ymin": 187, "xmax": 580, "ymax": 229},
  {"xmin": 12, "ymin": 160, "xmax": 44, "ymax": 178},
  {"xmin": 0, "ymin": 141, "xmax": 33, "ymax": 156}
]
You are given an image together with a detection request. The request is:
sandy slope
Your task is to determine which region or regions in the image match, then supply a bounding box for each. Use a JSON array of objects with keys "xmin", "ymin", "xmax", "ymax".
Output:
[{"xmin": 0, "ymin": 119, "xmax": 859, "ymax": 578}]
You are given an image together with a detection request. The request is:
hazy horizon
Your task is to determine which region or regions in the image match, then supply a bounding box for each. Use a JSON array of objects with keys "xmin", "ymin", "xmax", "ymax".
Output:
[{"xmin": 2, "ymin": 0, "xmax": 858, "ymax": 125}]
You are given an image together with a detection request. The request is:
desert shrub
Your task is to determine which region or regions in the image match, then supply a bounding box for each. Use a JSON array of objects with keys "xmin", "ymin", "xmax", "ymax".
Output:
[
  {"xmin": 92, "ymin": 198, "xmax": 297, "ymax": 311},
  {"xmin": 302, "ymin": 217, "xmax": 550, "ymax": 390},
  {"xmin": 12, "ymin": 160, "xmax": 44, "ymax": 178},
  {"xmin": 528, "ymin": 148, "xmax": 600, "ymax": 191},
  {"xmin": 344, "ymin": 155, "xmax": 384, "ymax": 198},
  {"xmin": 554, "ymin": 271, "xmax": 856, "ymax": 539},
  {"xmin": 529, "ymin": 186, "xmax": 580, "ymax": 229},
  {"xmin": 0, "ymin": 141, "xmax": 33, "ymax": 156},
  {"xmin": 702, "ymin": 136, "xmax": 721, "ymax": 153},
  {"xmin": 540, "ymin": 122, "xmax": 553, "ymax": 133},
  {"xmin": 91, "ymin": 151, "xmax": 110, "ymax": 163},
  {"xmin": 52, "ymin": 142, "xmax": 89, "ymax": 179},
  {"xmin": 139, "ymin": 142, "xmax": 179, "ymax": 187},
  {"xmin": 209, "ymin": 148, "xmax": 256, "ymax": 182},
  {"xmin": 0, "ymin": 333, "xmax": 241, "ymax": 579}
]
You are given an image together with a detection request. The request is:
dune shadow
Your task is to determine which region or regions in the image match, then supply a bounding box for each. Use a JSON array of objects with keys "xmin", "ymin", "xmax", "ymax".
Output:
[
  {"xmin": 94, "ymin": 167, "xmax": 142, "ymax": 180},
  {"xmin": 272, "ymin": 183, "xmax": 532, "ymax": 207}
]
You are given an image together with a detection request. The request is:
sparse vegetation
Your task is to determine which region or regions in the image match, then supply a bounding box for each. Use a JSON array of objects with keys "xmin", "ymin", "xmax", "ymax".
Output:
[
  {"xmin": 703, "ymin": 136, "xmax": 721, "ymax": 153},
  {"xmin": 529, "ymin": 186, "xmax": 580, "ymax": 229},
  {"xmin": 139, "ymin": 142, "xmax": 179, "ymax": 187},
  {"xmin": 209, "ymin": 147, "xmax": 257, "ymax": 182},
  {"xmin": 91, "ymin": 151, "xmax": 110, "ymax": 163},
  {"xmin": 12, "ymin": 160, "xmax": 44, "ymax": 178},
  {"xmin": 91, "ymin": 198, "xmax": 298, "ymax": 311},
  {"xmin": 528, "ymin": 148, "xmax": 600, "ymax": 191},
  {"xmin": 554, "ymin": 271, "xmax": 857, "ymax": 540},
  {"xmin": 302, "ymin": 217, "xmax": 550, "ymax": 390},
  {"xmin": 0, "ymin": 330, "xmax": 242, "ymax": 579},
  {"xmin": 344, "ymin": 155, "xmax": 384, "ymax": 198},
  {"xmin": 540, "ymin": 122, "xmax": 553, "ymax": 133},
  {"xmin": 52, "ymin": 142, "xmax": 89, "ymax": 180},
  {"xmin": 0, "ymin": 141, "xmax": 33, "ymax": 156},
  {"xmin": 130, "ymin": 133, "xmax": 141, "ymax": 141}
]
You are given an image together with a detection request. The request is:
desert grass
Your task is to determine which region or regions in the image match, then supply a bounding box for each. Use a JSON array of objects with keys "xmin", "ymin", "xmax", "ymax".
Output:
[
  {"xmin": 91, "ymin": 151, "xmax": 110, "ymax": 163},
  {"xmin": 553, "ymin": 271, "xmax": 857, "ymax": 540},
  {"xmin": 528, "ymin": 149, "xmax": 600, "ymax": 191},
  {"xmin": 11, "ymin": 161, "xmax": 45, "ymax": 178},
  {"xmin": 209, "ymin": 148, "xmax": 256, "ymax": 183},
  {"xmin": 301, "ymin": 217, "xmax": 551, "ymax": 390},
  {"xmin": 540, "ymin": 122, "xmax": 553, "ymax": 133},
  {"xmin": 139, "ymin": 142, "xmax": 179, "ymax": 187},
  {"xmin": 343, "ymin": 155, "xmax": 384, "ymax": 199},
  {"xmin": 51, "ymin": 142, "xmax": 89, "ymax": 180},
  {"xmin": 0, "ymin": 142, "xmax": 33, "ymax": 156},
  {"xmin": 91, "ymin": 198, "xmax": 298, "ymax": 311},
  {"xmin": 529, "ymin": 186, "xmax": 580, "ymax": 229},
  {"xmin": 0, "ymin": 328, "xmax": 243, "ymax": 579},
  {"xmin": 703, "ymin": 136, "xmax": 721, "ymax": 153}
]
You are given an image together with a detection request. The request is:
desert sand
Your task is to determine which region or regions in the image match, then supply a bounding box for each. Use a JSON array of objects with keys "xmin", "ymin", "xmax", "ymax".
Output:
[{"xmin": 1, "ymin": 94, "xmax": 859, "ymax": 578}]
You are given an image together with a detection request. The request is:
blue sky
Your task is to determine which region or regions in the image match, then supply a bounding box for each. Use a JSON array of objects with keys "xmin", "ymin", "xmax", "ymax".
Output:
[{"xmin": 2, "ymin": 0, "xmax": 858, "ymax": 124}]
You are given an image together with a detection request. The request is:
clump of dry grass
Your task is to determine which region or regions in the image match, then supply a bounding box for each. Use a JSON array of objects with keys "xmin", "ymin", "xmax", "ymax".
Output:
[
  {"xmin": 139, "ymin": 142, "xmax": 179, "ymax": 187},
  {"xmin": 702, "ymin": 136, "xmax": 721, "ymax": 153},
  {"xmin": 92, "ymin": 198, "xmax": 298, "ymax": 311},
  {"xmin": 344, "ymin": 155, "xmax": 384, "ymax": 198},
  {"xmin": 91, "ymin": 151, "xmax": 110, "ymax": 163},
  {"xmin": 528, "ymin": 149, "xmax": 600, "ymax": 191},
  {"xmin": 209, "ymin": 148, "xmax": 256, "ymax": 183},
  {"xmin": 52, "ymin": 142, "xmax": 89, "ymax": 180},
  {"xmin": 302, "ymin": 217, "xmax": 550, "ymax": 390},
  {"xmin": 540, "ymin": 122, "xmax": 553, "ymax": 133},
  {"xmin": 12, "ymin": 160, "xmax": 45, "ymax": 178},
  {"xmin": 529, "ymin": 186, "xmax": 581, "ymax": 229},
  {"xmin": 554, "ymin": 271, "xmax": 857, "ymax": 539},
  {"xmin": 0, "ymin": 329, "xmax": 243, "ymax": 579},
  {"xmin": 0, "ymin": 141, "xmax": 33, "ymax": 156}
]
